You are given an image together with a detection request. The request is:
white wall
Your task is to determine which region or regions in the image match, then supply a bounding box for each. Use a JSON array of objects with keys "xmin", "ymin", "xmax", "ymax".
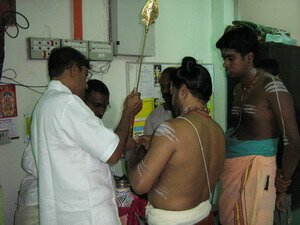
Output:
[
  {"xmin": 236, "ymin": 0, "xmax": 300, "ymax": 45},
  {"xmin": 0, "ymin": 0, "xmax": 231, "ymax": 224}
]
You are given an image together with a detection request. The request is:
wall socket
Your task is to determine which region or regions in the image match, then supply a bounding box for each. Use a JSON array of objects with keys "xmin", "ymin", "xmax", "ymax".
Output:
[
  {"xmin": 88, "ymin": 41, "xmax": 113, "ymax": 61},
  {"xmin": 28, "ymin": 37, "xmax": 60, "ymax": 59},
  {"xmin": 0, "ymin": 130, "xmax": 10, "ymax": 145},
  {"xmin": 60, "ymin": 39, "xmax": 89, "ymax": 58},
  {"xmin": 28, "ymin": 37, "xmax": 113, "ymax": 61}
]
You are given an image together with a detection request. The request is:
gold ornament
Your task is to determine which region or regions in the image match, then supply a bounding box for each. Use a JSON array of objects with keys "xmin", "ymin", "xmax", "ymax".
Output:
[
  {"xmin": 135, "ymin": 0, "xmax": 159, "ymax": 90},
  {"xmin": 141, "ymin": 0, "xmax": 159, "ymax": 28}
]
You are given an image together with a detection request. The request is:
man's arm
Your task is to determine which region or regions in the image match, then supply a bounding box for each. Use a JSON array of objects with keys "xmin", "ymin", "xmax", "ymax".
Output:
[
  {"xmin": 107, "ymin": 90, "xmax": 142, "ymax": 165},
  {"xmin": 267, "ymin": 79, "xmax": 300, "ymax": 181},
  {"xmin": 125, "ymin": 122, "xmax": 176, "ymax": 195}
]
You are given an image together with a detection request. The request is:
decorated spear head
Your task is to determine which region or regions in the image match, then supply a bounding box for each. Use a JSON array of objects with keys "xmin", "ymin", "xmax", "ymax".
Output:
[{"xmin": 141, "ymin": 0, "xmax": 159, "ymax": 28}]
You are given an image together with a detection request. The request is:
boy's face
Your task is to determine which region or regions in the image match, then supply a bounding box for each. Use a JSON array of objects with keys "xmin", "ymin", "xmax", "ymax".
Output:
[
  {"xmin": 221, "ymin": 48, "xmax": 251, "ymax": 78},
  {"xmin": 85, "ymin": 90, "xmax": 109, "ymax": 119}
]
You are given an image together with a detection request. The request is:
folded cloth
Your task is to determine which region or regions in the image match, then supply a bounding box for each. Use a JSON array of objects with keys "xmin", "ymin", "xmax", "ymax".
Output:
[
  {"xmin": 119, "ymin": 199, "xmax": 148, "ymax": 225},
  {"xmin": 146, "ymin": 200, "xmax": 212, "ymax": 225},
  {"xmin": 226, "ymin": 135, "xmax": 278, "ymax": 158},
  {"xmin": 219, "ymin": 155, "xmax": 276, "ymax": 225}
]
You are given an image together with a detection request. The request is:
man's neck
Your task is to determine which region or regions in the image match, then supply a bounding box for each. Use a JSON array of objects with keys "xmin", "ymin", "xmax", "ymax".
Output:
[
  {"xmin": 240, "ymin": 67, "xmax": 258, "ymax": 90},
  {"xmin": 180, "ymin": 100, "xmax": 208, "ymax": 114}
]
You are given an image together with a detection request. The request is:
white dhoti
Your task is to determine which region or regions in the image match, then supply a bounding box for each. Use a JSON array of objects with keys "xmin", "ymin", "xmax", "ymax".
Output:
[{"xmin": 146, "ymin": 200, "xmax": 211, "ymax": 225}]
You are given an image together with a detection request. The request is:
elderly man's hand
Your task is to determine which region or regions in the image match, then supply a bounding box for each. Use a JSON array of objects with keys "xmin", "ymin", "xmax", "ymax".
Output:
[{"xmin": 123, "ymin": 90, "xmax": 142, "ymax": 117}]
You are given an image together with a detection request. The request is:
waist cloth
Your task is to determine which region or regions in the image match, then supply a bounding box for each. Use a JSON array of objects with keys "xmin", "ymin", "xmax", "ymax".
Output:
[
  {"xmin": 219, "ymin": 136, "xmax": 277, "ymax": 225},
  {"xmin": 226, "ymin": 135, "xmax": 278, "ymax": 158},
  {"xmin": 146, "ymin": 200, "xmax": 212, "ymax": 225}
]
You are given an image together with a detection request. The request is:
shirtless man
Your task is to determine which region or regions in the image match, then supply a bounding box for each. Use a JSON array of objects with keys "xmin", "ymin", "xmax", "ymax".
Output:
[
  {"xmin": 125, "ymin": 56, "xmax": 225, "ymax": 225},
  {"xmin": 216, "ymin": 27, "xmax": 300, "ymax": 225}
]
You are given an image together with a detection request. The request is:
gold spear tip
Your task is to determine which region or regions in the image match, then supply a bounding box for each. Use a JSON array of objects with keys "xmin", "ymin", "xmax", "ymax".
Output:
[{"xmin": 141, "ymin": 0, "xmax": 159, "ymax": 27}]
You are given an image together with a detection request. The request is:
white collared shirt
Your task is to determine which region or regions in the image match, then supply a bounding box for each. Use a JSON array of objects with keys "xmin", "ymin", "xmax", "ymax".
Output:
[{"xmin": 31, "ymin": 80, "xmax": 121, "ymax": 225}]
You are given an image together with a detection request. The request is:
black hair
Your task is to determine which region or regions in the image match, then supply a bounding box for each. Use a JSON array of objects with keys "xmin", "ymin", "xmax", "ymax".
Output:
[
  {"xmin": 216, "ymin": 27, "xmax": 259, "ymax": 63},
  {"xmin": 48, "ymin": 46, "xmax": 90, "ymax": 79},
  {"xmin": 85, "ymin": 79, "xmax": 110, "ymax": 98},
  {"xmin": 161, "ymin": 67, "xmax": 176, "ymax": 79},
  {"xmin": 170, "ymin": 56, "xmax": 212, "ymax": 103},
  {"xmin": 256, "ymin": 58, "xmax": 279, "ymax": 76}
]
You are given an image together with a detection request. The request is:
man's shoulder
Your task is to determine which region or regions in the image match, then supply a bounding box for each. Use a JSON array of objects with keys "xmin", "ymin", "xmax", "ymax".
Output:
[
  {"xmin": 34, "ymin": 91, "xmax": 82, "ymax": 120},
  {"xmin": 258, "ymin": 70, "xmax": 280, "ymax": 84},
  {"xmin": 151, "ymin": 105, "xmax": 166, "ymax": 113},
  {"xmin": 42, "ymin": 90, "xmax": 77, "ymax": 106},
  {"xmin": 258, "ymin": 72, "xmax": 289, "ymax": 94},
  {"xmin": 148, "ymin": 105, "xmax": 170, "ymax": 118}
]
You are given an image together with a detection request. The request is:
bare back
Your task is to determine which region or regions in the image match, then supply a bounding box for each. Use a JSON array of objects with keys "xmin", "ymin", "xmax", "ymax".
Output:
[{"xmin": 146, "ymin": 112, "xmax": 225, "ymax": 210}]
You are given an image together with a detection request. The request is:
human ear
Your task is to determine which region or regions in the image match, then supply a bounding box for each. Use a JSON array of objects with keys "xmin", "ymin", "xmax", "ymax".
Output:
[
  {"xmin": 179, "ymin": 84, "xmax": 188, "ymax": 99},
  {"xmin": 246, "ymin": 52, "xmax": 254, "ymax": 63},
  {"xmin": 70, "ymin": 64, "xmax": 78, "ymax": 78}
]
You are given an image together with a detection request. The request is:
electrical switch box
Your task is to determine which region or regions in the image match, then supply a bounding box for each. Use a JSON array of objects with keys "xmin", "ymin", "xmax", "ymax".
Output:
[
  {"xmin": 110, "ymin": 0, "xmax": 155, "ymax": 56},
  {"xmin": 88, "ymin": 41, "xmax": 113, "ymax": 61},
  {"xmin": 28, "ymin": 37, "xmax": 60, "ymax": 59},
  {"xmin": 60, "ymin": 39, "xmax": 89, "ymax": 58}
]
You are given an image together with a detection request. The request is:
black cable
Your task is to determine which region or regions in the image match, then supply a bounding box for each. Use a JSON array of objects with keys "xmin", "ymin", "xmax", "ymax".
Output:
[
  {"xmin": 90, "ymin": 61, "xmax": 112, "ymax": 75},
  {"xmin": 1, "ymin": 10, "xmax": 30, "ymax": 38},
  {"xmin": 0, "ymin": 0, "xmax": 30, "ymax": 80},
  {"xmin": 0, "ymin": 0, "xmax": 30, "ymax": 39},
  {"xmin": 1, "ymin": 69, "xmax": 46, "ymax": 94}
]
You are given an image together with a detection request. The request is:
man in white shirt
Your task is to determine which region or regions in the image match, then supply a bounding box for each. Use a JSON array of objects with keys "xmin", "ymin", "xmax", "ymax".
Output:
[
  {"xmin": 30, "ymin": 46, "xmax": 142, "ymax": 225},
  {"xmin": 14, "ymin": 79, "xmax": 115, "ymax": 225},
  {"xmin": 144, "ymin": 67, "xmax": 176, "ymax": 135}
]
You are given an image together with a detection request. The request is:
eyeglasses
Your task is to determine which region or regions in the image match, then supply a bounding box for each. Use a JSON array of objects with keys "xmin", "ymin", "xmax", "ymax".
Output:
[
  {"xmin": 86, "ymin": 71, "xmax": 93, "ymax": 81},
  {"xmin": 81, "ymin": 66, "xmax": 93, "ymax": 81},
  {"xmin": 86, "ymin": 99, "xmax": 111, "ymax": 111},
  {"xmin": 64, "ymin": 63, "xmax": 92, "ymax": 81}
]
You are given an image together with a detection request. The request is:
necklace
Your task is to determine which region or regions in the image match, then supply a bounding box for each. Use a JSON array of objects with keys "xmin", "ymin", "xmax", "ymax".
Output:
[
  {"xmin": 234, "ymin": 70, "xmax": 259, "ymax": 105},
  {"xmin": 231, "ymin": 68, "xmax": 259, "ymax": 135},
  {"xmin": 181, "ymin": 106, "xmax": 211, "ymax": 118}
]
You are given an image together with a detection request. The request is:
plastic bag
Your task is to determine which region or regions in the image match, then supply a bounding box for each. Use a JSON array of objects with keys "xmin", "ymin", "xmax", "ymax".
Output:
[{"xmin": 265, "ymin": 33, "xmax": 297, "ymax": 46}]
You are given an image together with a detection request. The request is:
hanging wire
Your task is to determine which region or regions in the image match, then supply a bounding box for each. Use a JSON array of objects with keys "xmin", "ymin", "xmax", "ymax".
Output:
[
  {"xmin": 1, "ymin": 69, "xmax": 46, "ymax": 94},
  {"xmin": 0, "ymin": 0, "xmax": 30, "ymax": 38},
  {"xmin": 90, "ymin": 61, "xmax": 112, "ymax": 77}
]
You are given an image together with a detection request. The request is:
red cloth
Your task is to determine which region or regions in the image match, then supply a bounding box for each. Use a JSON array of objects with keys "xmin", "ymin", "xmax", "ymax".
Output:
[{"xmin": 118, "ymin": 199, "xmax": 148, "ymax": 225}]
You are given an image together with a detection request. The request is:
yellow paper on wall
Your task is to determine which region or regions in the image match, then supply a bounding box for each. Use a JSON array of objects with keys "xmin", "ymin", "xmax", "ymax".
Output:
[
  {"xmin": 133, "ymin": 98, "xmax": 154, "ymax": 137},
  {"xmin": 207, "ymin": 95, "xmax": 214, "ymax": 118}
]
